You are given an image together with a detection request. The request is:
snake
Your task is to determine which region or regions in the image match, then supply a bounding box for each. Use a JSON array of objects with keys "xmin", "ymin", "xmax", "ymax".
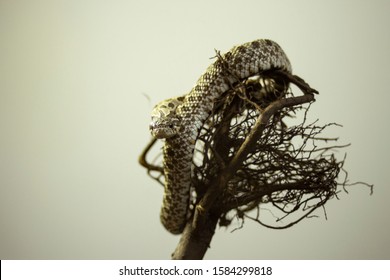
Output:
[{"xmin": 149, "ymin": 39, "xmax": 292, "ymax": 234}]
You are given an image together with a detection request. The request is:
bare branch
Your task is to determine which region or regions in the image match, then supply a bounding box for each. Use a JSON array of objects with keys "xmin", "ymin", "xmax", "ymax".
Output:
[{"xmin": 139, "ymin": 67, "xmax": 372, "ymax": 259}]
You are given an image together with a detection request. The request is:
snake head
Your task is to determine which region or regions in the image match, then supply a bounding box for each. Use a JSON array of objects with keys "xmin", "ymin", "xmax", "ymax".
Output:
[
  {"xmin": 149, "ymin": 115, "xmax": 181, "ymax": 139},
  {"xmin": 149, "ymin": 97, "xmax": 184, "ymax": 139}
]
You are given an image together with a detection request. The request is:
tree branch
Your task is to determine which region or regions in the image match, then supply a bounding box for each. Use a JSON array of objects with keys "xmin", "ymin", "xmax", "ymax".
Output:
[
  {"xmin": 138, "ymin": 70, "xmax": 370, "ymax": 259},
  {"xmin": 171, "ymin": 73, "xmax": 317, "ymax": 259},
  {"xmin": 192, "ymin": 93, "xmax": 315, "ymax": 232}
]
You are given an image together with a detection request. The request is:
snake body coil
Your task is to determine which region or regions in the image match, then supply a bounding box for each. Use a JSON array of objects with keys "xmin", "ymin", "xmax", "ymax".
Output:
[{"xmin": 150, "ymin": 39, "xmax": 292, "ymax": 234}]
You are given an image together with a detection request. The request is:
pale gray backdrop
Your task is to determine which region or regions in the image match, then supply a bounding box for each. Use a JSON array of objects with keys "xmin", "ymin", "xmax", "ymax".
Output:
[{"xmin": 1, "ymin": 0, "xmax": 389, "ymax": 259}]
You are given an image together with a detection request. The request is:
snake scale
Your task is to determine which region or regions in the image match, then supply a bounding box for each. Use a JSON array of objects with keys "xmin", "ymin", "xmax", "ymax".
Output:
[{"xmin": 150, "ymin": 39, "xmax": 292, "ymax": 234}]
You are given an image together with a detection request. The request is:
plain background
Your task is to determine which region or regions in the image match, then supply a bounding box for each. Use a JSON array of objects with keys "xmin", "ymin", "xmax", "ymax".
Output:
[{"xmin": 1, "ymin": 0, "xmax": 389, "ymax": 259}]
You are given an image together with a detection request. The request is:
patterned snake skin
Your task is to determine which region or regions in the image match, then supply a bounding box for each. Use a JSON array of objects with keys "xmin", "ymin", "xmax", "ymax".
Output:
[{"xmin": 150, "ymin": 39, "xmax": 292, "ymax": 234}]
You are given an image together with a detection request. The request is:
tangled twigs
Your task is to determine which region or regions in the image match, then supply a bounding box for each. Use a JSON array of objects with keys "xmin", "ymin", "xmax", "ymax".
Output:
[
  {"xmin": 139, "ymin": 69, "xmax": 371, "ymax": 259},
  {"xmin": 192, "ymin": 77, "xmax": 316, "ymax": 233}
]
